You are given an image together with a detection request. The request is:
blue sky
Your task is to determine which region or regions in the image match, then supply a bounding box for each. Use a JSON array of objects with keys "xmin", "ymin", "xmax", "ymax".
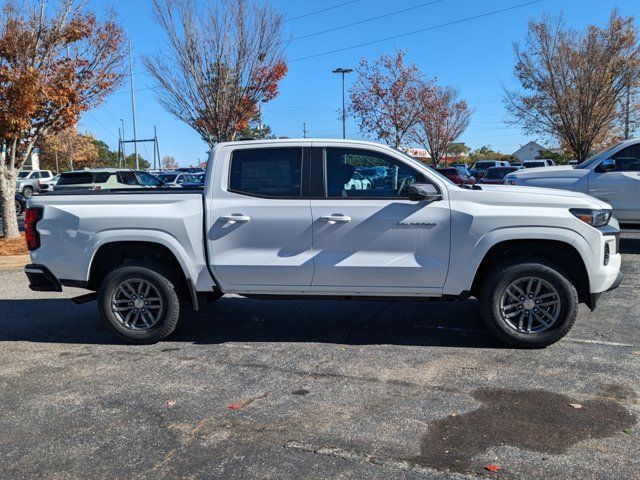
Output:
[{"xmin": 80, "ymin": 0, "xmax": 639, "ymax": 166}]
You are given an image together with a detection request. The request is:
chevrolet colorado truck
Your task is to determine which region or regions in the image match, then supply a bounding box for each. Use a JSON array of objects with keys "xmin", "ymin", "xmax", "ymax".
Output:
[{"xmin": 24, "ymin": 139, "xmax": 623, "ymax": 347}]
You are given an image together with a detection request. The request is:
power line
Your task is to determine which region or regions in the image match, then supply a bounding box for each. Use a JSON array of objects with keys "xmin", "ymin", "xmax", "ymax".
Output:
[
  {"xmin": 290, "ymin": 0, "xmax": 545, "ymax": 62},
  {"xmin": 285, "ymin": 1, "xmax": 361, "ymax": 23},
  {"xmin": 289, "ymin": 0, "xmax": 443, "ymax": 43},
  {"xmin": 87, "ymin": 111, "xmax": 118, "ymax": 139}
]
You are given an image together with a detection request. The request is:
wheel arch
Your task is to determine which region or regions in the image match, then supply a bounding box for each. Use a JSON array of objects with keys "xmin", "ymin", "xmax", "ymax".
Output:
[
  {"xmin": 87, "ymin": 240, "xmax": 199, "ymax": 310},
  {"xmin": 470, "ymin": 239, "xmax": 590, "ymax": 306}
]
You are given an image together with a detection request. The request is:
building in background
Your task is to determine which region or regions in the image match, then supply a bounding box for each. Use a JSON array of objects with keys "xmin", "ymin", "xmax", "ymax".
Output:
[
  {"xmin": 512, "ymin": 141, "xmax": 547, "ymax": 162},
  {"xmin": 1, "ymin": 145, "xmax": 40, "ymax": 170}
]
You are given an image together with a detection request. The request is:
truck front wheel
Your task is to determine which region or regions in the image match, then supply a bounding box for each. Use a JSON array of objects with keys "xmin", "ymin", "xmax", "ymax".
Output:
[
  {"xmin": 480, "ymin": 259, "xmax": 578, "ymax": 348},
  {"xmin": 98, "ymin": 263, "xmax": 182, "ymax": 344}
]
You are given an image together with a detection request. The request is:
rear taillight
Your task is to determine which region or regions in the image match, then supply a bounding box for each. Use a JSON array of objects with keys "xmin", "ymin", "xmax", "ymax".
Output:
[{"xmin": 25, "ymin": 207, "xmax": 43, "ymax": 251}]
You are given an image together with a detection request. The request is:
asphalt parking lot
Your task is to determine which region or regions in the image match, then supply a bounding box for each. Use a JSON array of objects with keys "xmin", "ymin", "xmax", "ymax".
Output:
[{"xmin": 0, "ymin": 231, "xmax": 639, "ymax": 479}]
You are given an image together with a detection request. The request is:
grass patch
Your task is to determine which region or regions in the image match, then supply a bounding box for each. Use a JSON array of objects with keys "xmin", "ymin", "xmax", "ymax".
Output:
[{"xmin": 0, "ymin": 233, "xmax": 29, "ymax": 256}]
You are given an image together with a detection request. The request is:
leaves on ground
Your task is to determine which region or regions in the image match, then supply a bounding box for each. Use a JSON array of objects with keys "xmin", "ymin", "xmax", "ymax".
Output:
[
  {"xmin": 0, "ymin": 234, "xmax": 28, "ymax": 256},
  {"xmin": 569, "ymin": 403, "xmax": 583, "ymax": 409},
  {"xmin": 484, "ymin": 463, "xmax": 501, "ymax": 472},
  {"xmin": 228, "ymin": 403, "xmax": 241, "ymax": 410}
]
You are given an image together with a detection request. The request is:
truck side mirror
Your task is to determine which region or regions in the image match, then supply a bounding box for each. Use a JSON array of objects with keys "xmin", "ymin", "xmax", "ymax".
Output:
[
  {"xmin": 408, "ymin": 183, "xmax": 442, "ymax": 202},
  {"xmin": 595, "ymin": 159, "xmax": 616, "ymax": 173}
]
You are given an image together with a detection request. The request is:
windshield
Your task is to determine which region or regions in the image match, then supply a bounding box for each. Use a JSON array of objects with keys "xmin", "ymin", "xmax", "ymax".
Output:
[{"xmin": 17, "ymin": 172, "xmax": 29, "ymax": 178}]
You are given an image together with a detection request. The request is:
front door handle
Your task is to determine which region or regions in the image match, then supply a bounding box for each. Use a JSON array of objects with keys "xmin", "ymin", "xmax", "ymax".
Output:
[
  {"xmin": 220, "ymin": 214, "xmax": 251, "ymax": 223},
  {"xmin": 320, "ymin": 214, "xmax": 352, "ymax": 224}
]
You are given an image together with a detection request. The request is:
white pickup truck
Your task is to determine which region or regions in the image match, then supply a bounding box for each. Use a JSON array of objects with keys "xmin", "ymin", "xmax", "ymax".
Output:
[
  {"xmin": 24, "ymin": 139, "xmax": 622, "ymax": 347},
  {"xmin": 504, "ymin": 138, "xmax": 640, "ymax": 224}
]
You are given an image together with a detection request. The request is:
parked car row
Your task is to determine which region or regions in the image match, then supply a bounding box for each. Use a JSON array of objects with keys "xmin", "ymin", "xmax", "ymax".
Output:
[{"xmin": 13, "ymin": 166, "xmax": 207, "ymax": 196}]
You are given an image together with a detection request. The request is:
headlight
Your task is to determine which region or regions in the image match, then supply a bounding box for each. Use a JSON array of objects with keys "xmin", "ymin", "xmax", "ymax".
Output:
[
  {"xmin": 504, "ymin": 176, "xmax": 517, "ymax": 185},
  {"xmin": 570, "ymin": 208, "xmax": 612, "ymax": 227}
]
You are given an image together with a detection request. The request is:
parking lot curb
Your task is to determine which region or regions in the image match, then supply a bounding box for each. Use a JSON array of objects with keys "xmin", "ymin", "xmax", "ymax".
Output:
[{"xmin": 0, "ymin": 254, "xmax": 29, "ymax": 270}]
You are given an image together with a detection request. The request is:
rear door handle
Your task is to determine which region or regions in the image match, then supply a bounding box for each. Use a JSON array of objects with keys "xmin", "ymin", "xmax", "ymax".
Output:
[
  {"xmin": 220, "ymin": 214, "xmax": 251, "ymax": 223},
  {"xmin": 320, "ymin": 214, "xmax": 352, "ymax": 224}
]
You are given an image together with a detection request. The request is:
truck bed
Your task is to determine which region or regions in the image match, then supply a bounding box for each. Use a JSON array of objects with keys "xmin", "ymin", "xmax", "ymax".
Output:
[{"xmin": 28, "ymin": 190, "xmax": 213, "ymax": 292}]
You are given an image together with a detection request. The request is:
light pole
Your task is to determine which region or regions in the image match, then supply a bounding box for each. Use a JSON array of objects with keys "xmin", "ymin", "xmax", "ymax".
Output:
[{"xmin": 332, "ymin": 67, "xmax": 353, "ymax": 139}]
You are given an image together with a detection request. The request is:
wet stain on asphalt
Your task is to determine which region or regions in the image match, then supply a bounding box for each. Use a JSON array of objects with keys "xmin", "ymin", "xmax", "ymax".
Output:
[
  {"xmin": 415, "ymin": 388, "xmax": 636, "ymax": 472},
  {"xmin": 598, "ymin": 383, "xmax": 637, "ymax": 401},
  {"xmin": 292, "ymin": 389, "xmax": 310, "ymax": 396}
]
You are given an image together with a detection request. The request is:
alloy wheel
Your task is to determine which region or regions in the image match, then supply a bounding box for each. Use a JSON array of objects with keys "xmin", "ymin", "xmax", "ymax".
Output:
[
  {"xmin": 499, "ymin": 276, "xmax": 561, "ymax": 334},
  {"xmin": 111, "ymin": 278, "xmax": 164, "ymax": 330}
]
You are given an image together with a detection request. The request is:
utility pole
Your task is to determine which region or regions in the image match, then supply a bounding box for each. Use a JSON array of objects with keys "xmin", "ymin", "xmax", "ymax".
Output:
[
  {"xmin": 153, "ymin": 125, "xmax": 160, "ymax": 170},
  {"xmin": 624, "ymin": 84, "xmax": 631, "ymax": 140},
  {"xmin": 332, "ymin": 67, "xmax": 353, "ymax": 139},
  {"xmin": 120, "ymin": 119, "xmax": 126, "ymax": 167},
  {"xmin": 303, "ymin": 122, "xmax": 308, "ymax": 138},
  {"xmin": 129, "ymin": 43, "xmax": 139, "ymax": 169}
]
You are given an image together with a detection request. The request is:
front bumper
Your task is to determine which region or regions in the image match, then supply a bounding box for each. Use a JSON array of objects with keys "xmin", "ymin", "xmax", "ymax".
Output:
[
  {"xmin": 25, "ymin": 264, "xmax": 62, "ymax": 292},
  {"xmin": 589, "ymin": 270, "xmax": 623, "ymax": 310}
]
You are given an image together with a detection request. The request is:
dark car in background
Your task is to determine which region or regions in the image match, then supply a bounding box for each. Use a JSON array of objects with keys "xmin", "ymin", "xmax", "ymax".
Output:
[
  {"xmin": 478, "ymin": 166, "xmax": 523, "ymax": 185},
  {"xmin": 471, "ymin": 160, "xmax": 510, "ymax": 178},
  {"xmin": 522, "ymin": 159, "xmax": 554, "ymax": 168},
  {"xmin": 436, "ymin": 167, "xmax": 476, "ymax": 185},
  {"xmin": 0, "ymin": 193, "xmax": 26, "ymax": 217}
]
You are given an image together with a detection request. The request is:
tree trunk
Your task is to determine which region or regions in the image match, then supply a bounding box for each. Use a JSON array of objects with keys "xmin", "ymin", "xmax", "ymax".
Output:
[
  {"xmin": 1, "ymin": 139, "xmax": 23, "ymax": 239},
  {"xmin": 0, "ymin": 173, "xmax": 20, "ymax": 239}
]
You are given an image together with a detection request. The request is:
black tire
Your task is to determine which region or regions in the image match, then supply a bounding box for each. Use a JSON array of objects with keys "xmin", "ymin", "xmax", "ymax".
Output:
[
  {"xmin": 98, "ymin": 263, "xmax": 183, "ymax": 344},
  {"xmin": 22, "ymin": 186, "xmax": 33, "ymax": 198},
  {"xmin": 479, "ymin": 258, "xmax": 578, "ymax": 348},
  {"xmin": 15, "ymin": 200, "xmax": 23, "ymax": 216}
]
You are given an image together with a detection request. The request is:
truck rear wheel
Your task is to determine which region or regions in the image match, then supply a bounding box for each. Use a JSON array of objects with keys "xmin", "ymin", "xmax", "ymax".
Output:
[
  {"xmin": 98, "ymin": 263, "xmax": 182, "ymax": 344},
  {"xmin": 479, "ymin": 259, "xmax": 578, "ymax": 348}
]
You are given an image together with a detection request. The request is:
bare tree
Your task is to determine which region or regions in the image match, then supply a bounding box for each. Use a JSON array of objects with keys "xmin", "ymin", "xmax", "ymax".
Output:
[
  {"xmin": 144, "ymin": 0, "xmax": 287, "ymax": 148},
  {"xmin": 161, "ymin": 156, "xmax": 179, "ymax": 170},
  {"xmin": 349, "ymin": 50, "xmax": 428, "ymax": 147},
  {"xmin": 411, "ymin": 86, "xmax": 473, "ymax": 166},
  {"xmin": 505, "ymin": 11, "xmax": 640, "ymax": 162}
]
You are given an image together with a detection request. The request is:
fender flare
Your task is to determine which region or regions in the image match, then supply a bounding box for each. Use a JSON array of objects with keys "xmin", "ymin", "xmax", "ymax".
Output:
[
  {"xmin": 84, "ymin": 229, "xmax": 203, "ymax": 310},
  {"xmin": 443, "ymin": 226, "xmax": 593, "ymax": 295}
]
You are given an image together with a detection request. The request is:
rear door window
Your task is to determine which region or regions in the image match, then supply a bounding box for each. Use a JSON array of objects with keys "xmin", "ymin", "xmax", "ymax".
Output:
[
  {"xmin": 58, "ymin": 172, "xmax": 95, "ymax": 185},
  {"xmin": 229, "ymin": 148, "xmax": 303, "ymax": 198}
]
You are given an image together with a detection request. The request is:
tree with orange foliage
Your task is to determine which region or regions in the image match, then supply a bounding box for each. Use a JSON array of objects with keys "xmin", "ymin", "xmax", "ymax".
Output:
[
  {"xmin": 349, "ymin": 50, "xmax": 429, "ymax": 148},
  {"xmin": 144, "ymin": 0, "xmax": 287, "ymax": 148},
  {"xmin": 38, "ymin": 128, "xmax": 100, "ymax": 172},
  {"xmin": 412, "ymin": 85, "xmax": 473, "ymax": 167},
  {"xmin": 0, "ymin": 0, "xmax": 126, "ymax": 238}
]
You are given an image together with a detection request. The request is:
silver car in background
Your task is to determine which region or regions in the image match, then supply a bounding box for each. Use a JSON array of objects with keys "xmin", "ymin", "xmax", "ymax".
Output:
[{"xmin": 504, "ymin": 139, "xmax": 640, "ymax": 224}]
